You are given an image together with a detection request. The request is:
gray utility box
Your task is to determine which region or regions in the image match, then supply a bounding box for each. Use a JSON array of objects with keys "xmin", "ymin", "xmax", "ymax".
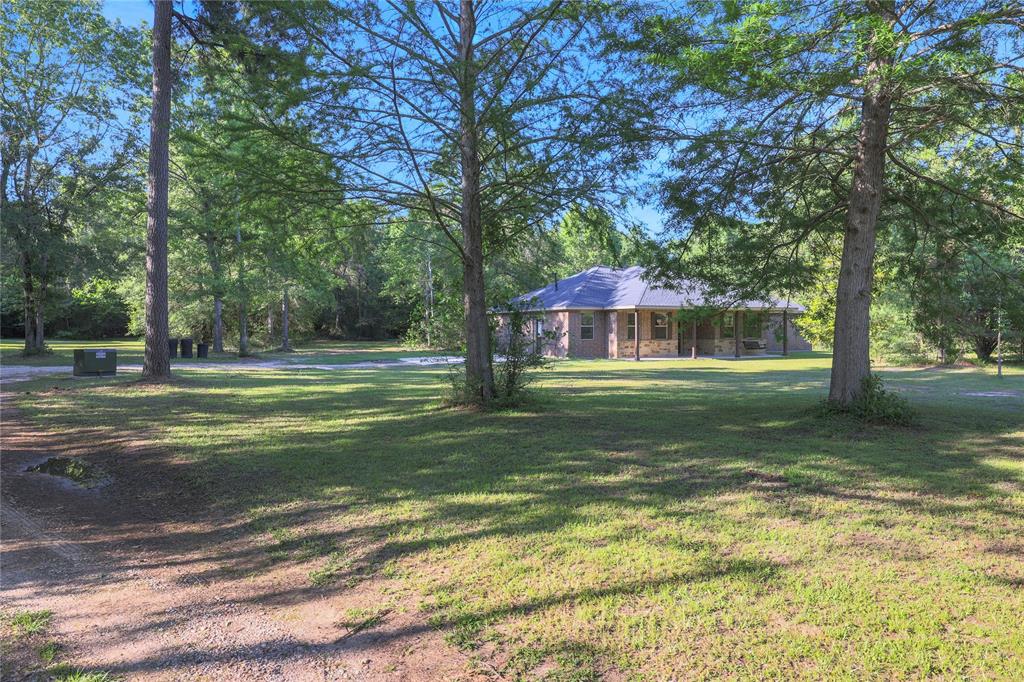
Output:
[{"xmin": 73, "ymin": 349, "xmax": 117, "ymax": 376}]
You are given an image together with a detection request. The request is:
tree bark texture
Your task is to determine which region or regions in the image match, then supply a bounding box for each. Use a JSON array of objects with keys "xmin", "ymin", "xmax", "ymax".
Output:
[
  {"xmin": 281, "ymin": 286, "xmax": 291, "ymax": 351},
  {"xmin": 236, "ymin": 223, "xmax": 248, "ymax": 355},
  {"xmin": 734, "ymin": 311, "xmax": 741, "ymax": 358},
  {"xmin": 34, "ymin": 276, "xmax": 46, "ymax": 351},
  {"xmin": 425, "ymin": 254, "xmax": 433, "ymax": 348},
  {"xmin": 21, "ymin": 255, "xmax": 37, "ymax": 354},
  {"xmin": 142, "ymin": 0, "xmax": 173, "ymax": 380},
  {"xmin": 238, "ymin": 301, "xmax": 249, "ymax": 355},
  {"xmin": 782, "ymin": 309, "xmax": 789, "ymax": 356},
  {"xmin": 458, "ymin": 0, "xmax": 495, "ymax": 400},
  {"xmin": 213, "ymin": 297, "xmax": 224, "ymax": 352},
  {"xmin": 203, "ymin": 221, "xmax": 224, "ymax": 353},
  {"xmin": 828, "ymin": 1, "xmax": 894, "ymax": 405}
]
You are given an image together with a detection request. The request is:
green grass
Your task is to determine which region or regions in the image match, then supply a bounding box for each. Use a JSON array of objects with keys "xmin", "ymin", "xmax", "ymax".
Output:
[
  {"xmin": 5, "ymin": 610, "xmax": 53, "ymax": 636},
  {"xmin": 1, "ymin": 609, "xmax": 115, "ymax": 680},
  {"xmin": 44, "ymin": 665, "xmax": 117, "ymax": 682},
  {"xmin": 11, "ymin": 350, "xmax": 1024, "ymax": 680},
  {"xmin": 38, "ymin": 640, "xmax": 61, "ymax": 663},
  {"xmin": 0, "ymin": 337, "xmax": 437, "ymax": 367},
  {"xmin": 259, "ymin": 338, "xmax": 443, "ymax": 365}
]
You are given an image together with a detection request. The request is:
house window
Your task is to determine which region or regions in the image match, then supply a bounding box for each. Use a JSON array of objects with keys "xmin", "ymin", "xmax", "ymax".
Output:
[
  {"xmin": 721, "ymin": 313, "xmax": 735, "ymax": 339},
  {"xmin": 626, "ymin": 312, "xmax": 636, "ymax": 340},
  {"xmin": 580, "ymin": 312, "xmax": 594, "ymax": 340},
  {"xmin": 535, "ymin": 319, "xmax": 544, "ymax": 338},
  {"xmin": 653, "ymin": 313, "xmax": 669, "ymax": 340},
  {"xmin": 743, "ymin": 312, "xmax": 763, "ymax": 338}
]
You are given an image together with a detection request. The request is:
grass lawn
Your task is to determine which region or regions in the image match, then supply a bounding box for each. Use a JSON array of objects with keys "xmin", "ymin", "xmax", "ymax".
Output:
[
  {"xmin": 10, "ymin": 351, "xmax": 1024, "ymax": 679},
  {"xmin": 0, "ymin": 337, "xmax": 436, "ymax": 367},
  {"xmin": 0, "ymin": 338, "xmax": 238, "ymax": 367},
  {"xmin": 259, "ymin": 338, "xmax": 444, "ymax": 364}
]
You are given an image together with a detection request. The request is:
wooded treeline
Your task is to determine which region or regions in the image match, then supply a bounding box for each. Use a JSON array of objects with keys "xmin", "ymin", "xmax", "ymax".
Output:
[{"xmin": 2, "ymin": 1, "xmax": 1021, "ymax": 404}]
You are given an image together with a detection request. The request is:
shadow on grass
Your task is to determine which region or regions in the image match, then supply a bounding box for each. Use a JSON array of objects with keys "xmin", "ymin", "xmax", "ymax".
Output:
[{"xmin": 4, "ymin": 361, "xmax": 1022, "ymax": 676}]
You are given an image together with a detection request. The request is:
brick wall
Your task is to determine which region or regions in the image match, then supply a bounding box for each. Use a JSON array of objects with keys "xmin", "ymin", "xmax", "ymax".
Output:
[
  {"xmin": 567, "ymin": 310, "xmax": 607, "ymax": 358},
  {"xmin": 495, "ymin": 311, "xmax": 569, "ymax": 358},
  {"xmin": 545, "ymin": 311, "xmax": 570, "ymax": 357}
]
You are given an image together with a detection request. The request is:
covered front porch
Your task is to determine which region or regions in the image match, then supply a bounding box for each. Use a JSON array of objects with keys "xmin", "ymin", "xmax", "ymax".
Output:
[{"xmin": 609, "ymin": 308, "xmax": 795, "ymax": 360}]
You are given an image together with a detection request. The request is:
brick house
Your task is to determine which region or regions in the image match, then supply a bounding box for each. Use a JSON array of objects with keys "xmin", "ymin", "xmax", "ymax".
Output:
[{"xmin": 496, "ymin": 266, "xmax": 811, "ymax": 359}]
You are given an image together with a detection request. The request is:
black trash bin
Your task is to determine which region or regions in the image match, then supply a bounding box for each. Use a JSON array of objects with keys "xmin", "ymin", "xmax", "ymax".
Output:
[
  {"xmin": 196, "ymin": 342, "xmax": 209, "ymax": 359},
  {"xmin": 168, "ymin": 338, "xmax": 179, "ymax": 358},
  {"xmin": 180, "ymin": 337, "xmax": 193, "ymax": 358}
]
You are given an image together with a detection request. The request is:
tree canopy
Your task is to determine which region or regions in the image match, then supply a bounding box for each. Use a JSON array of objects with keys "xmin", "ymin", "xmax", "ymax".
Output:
[{"xmin": 2, "ymin": 0, "xmax": 1021, "ymax": 405}]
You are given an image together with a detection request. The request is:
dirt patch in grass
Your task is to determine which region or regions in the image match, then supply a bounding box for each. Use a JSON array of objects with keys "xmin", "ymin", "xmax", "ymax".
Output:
[{"xmin": 743, "ymin": 468, "xmax": 792, "ymax": 490}]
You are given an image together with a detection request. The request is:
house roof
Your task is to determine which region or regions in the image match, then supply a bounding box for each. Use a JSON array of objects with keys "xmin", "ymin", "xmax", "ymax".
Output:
[{"xmin": 508, "ymin": 266, "xmax": 803, "ymax": 312}]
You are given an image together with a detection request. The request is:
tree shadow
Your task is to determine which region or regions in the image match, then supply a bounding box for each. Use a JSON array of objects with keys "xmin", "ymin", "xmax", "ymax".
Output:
[{"xmin": 3, "ymin": 361, "xmax": 1022, "ymax": 677}]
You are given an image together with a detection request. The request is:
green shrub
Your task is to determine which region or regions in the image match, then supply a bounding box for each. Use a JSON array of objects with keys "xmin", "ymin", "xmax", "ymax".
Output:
[
  {"xmin": 493, "ymin": 303, "xmax": 557, "ymax": 405},
  {"xmin": 822, "ymin": 374, "xmax": 916, "ymax": 426},
  {"xmin": 444, "ymin": 299, "xmax": 557, "ymax": 408}
]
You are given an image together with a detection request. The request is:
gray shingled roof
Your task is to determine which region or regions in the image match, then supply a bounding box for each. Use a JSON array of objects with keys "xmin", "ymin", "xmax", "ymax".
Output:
[{"xmin": 509, "ymin": 266, "xmax": 803, "ymax": 312}]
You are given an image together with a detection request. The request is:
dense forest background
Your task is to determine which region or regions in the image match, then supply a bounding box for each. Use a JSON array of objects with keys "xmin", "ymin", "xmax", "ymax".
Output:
[{"xmin": 2, "ymin": 0, "xmax": 1021, "ymax": 368}]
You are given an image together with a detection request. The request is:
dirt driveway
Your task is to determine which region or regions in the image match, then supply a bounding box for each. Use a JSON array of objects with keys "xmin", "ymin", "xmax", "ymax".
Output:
[{"xmin": 0, "ymin": 403, "xmax": 484, "ymax": 681}]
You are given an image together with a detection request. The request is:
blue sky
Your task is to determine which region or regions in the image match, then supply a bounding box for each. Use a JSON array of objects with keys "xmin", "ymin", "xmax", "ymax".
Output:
[
  {"xmin": 99, "ymin": 0, "xmax": 668, "ymax": 234},
  {"xmin": 102, "ymin": 0, "xmax": 152, "ymax": 28}
]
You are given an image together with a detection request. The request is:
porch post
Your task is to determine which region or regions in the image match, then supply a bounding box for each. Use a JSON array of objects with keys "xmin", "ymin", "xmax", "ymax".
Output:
[
  {"xmin": 782, "ymin": 309, "xmax": 789, "ymax": 356},
  {"xmin": 634, "ymin": 309, "xmax": 641, "ymax": 361},
  {"xmin": 691, "ymin": 318, "xmax": 697, "ymax": 359},
  {"xmin": 734, "ymin": 310, "xmax": 741, "ymax": 358}
]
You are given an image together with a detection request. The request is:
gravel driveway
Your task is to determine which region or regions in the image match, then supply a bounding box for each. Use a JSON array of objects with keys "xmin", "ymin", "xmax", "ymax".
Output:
[{"xmin": 0, "ymin": 402, "xmax": 483, "ymax": 680}]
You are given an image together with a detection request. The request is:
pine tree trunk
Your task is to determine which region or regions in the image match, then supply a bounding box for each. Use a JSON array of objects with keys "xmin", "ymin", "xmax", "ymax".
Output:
[
  {"xmin": 458, "ymin": 0, "xmax": 494, "ymax": 400},
  {"xmin": 142, "ymin": 0, "xmax": 172, "ymax": 380},
  {"xmin": 23, "ymin": 285, "xmax": 36, "ymax": 355},
  {"xmin": 239, "ymin": 303, "xmax": 249, "ymax": 356},
  {"xmin": 281, "ymin": 286, "xmax": 291, "ymax": 351},
  {"xmin": 33, "ymin": 278, "xmax": 46, "ymax": 352},
  {"xmin": 213, "ymin": 297, "xmax": 223, "ymax": 352},
  {"xmin": 828, "ymin": 2, "xmax": 894, "ymax": 406},
  {"xmin": 236, "ymin": 221, "xmax": 248, "ymax": 356},
  {"xmin": 34, "ymin": 305, "xmax": 44, "ymax": 351},
  {"xmin": 354, "ymin": 264, "xmax": 363, "ymax": 331},
  {"xmin": 22, "ymin": 254, "xmax": 36, "ymax": 355},
  {"xmin": 32, "ymin": 255, "xmax": 48, "ymax": 353},
  {"xmin": 425, "ymin": 254, "xmax": 433, "ymax": 348},
  {"xmin": 203, "ymin": 219, "xmax": 224, "ymax": 353},
  {"xmin": 267, "ymin": 301, "xmax": 274, "ymax": 342}
]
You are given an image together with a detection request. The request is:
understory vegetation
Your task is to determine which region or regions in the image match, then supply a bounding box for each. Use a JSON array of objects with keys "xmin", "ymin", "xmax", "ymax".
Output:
[
  {"xmin": 821, "ymin": 374, "xmax": 916, "ymax": 426},
  {"xmin": 12, "ymin": 352, "xmax": 1023, "ymax": 679}
]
